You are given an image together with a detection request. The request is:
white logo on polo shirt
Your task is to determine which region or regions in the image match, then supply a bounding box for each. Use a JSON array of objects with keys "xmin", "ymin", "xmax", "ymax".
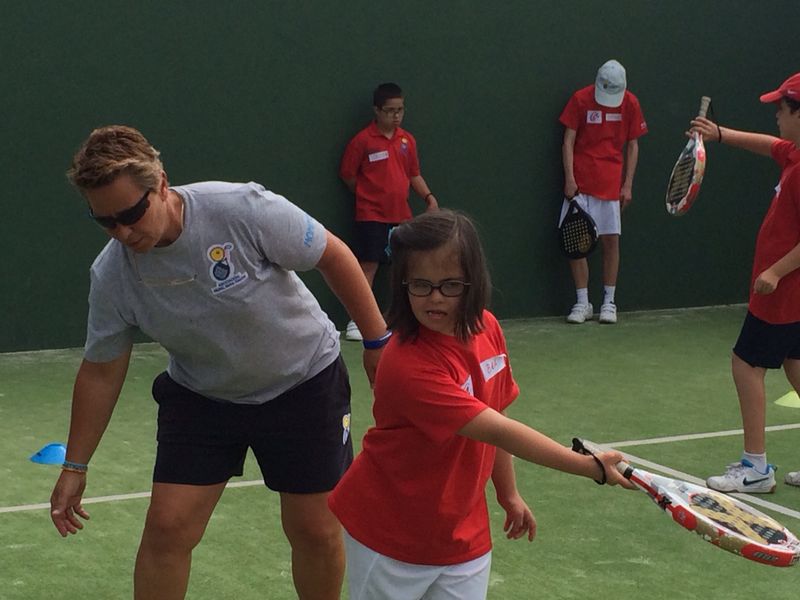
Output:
[
  {"xmin": 368, "ymin": 150, "xmax": 389, "ymax": 162},
  {"xmin": 461, "ymin": 375, "xmax": 474, "ymax": 395},
  {"xmin": 587, "ymin": 111, "xmax": 602, "ymax": 124},
  {"xmin": 606, "ymin": 113, "xmax": 622, "ymax": 122}
]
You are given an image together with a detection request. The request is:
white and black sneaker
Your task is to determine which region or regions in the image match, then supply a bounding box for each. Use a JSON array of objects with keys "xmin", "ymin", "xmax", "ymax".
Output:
[{"xmin": 706, "ymin": 459, "xmax": 776, "ymax": 494}]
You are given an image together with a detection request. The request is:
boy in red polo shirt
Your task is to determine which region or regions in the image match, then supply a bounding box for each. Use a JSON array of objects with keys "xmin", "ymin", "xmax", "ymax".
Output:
[
  {"xmin": 691, "ymin": 72, "xmax": 800, "ymax": 493},
  {"xmin": 559, "ymin": 59, "xmax": 648, "ymax": 324},
  {"xmin": 340, "ymin": 83, "xmax": 438, "ymax": 341}
]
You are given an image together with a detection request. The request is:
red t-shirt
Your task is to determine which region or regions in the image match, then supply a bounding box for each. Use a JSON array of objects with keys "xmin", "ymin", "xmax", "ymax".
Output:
[
  {"xmin": 328, "ymin": 311, "xmax": 519, "ymax": 565},
  {"xmin": 340, "ymin": 122, "xmax": 421, "ymax": 223},
  {"xmin": 559, "ymin": 85, "xmax": 648, "ymax": 200},
  {"xmin": 748, "ymin": 139, "xmax": 800, "ymax": 324}
]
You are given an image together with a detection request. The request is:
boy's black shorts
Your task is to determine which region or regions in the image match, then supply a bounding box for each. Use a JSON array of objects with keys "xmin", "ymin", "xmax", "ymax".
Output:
[
  {"xmin": 353, "ymin": 221, "xmax": 397, "ymax": 263},
  {"xmin": 733, "ymin": 311, "xmax": 800, "ymax": 369},
  {"xmin": 151, "ymin": 356, "xmax": 353, "ymax": 493}
]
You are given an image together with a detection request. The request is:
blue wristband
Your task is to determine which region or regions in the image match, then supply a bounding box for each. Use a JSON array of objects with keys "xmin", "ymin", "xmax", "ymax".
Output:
[{"xmin": 362, "ymin": 330, "xmax": 392, "ymax": 350}]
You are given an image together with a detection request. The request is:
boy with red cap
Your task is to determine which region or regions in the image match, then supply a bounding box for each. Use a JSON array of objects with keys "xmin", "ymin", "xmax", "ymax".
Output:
[
  {"xmin": 558, "ymin": 59, "xmax": 648, "ymax": 325},
  {"xmin": 691, "ymin": 72, "xmax": 800, "ymax": 492}
]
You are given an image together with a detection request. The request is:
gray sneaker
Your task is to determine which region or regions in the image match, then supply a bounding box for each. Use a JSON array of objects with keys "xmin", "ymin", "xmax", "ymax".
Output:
[
  {"xmin": 566, "ymin": 303, "xmax": 593, "ymax": 324},
  {"xmin": 785, "ymin": 470, "xmax": 800, "ymax": 487}
]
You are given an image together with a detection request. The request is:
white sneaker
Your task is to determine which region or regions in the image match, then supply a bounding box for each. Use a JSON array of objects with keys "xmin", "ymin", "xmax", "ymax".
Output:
[
  {"xmin": 706, "ymin": 459, "xmax": 776, "ymax": 493},
  {"xmin": 344, "ymin": 320, "xmax": 362, "ymax": 341},
  {"xmin": 785, "ymin": 470, "xmax": 800, "ymax": 487},
  {"xmin": 599, "ymin": 303, "xmax": 617, "ymax": 324},
  {"xmin": 566, "ymin": 303, "xmax": 593, "ymax": 324}
]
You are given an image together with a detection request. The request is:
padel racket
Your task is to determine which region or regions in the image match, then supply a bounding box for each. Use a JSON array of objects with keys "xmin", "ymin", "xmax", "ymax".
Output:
[
  {"xmin": 666, "ymin": 96, "xmax": 711, "ymax": 216},
  {"xmin": 559, "ymin": 198, "xmax": 598, "ymax": 259},
  {"xmin": 573, "ymin": 438, "xmax": 800, "ymax": 567}
]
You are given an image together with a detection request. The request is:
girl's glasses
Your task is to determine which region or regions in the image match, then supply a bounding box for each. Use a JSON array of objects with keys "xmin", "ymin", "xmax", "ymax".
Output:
[{"xmin": 403, "ymin": 279, "xmax": 470, "ymax": 297}]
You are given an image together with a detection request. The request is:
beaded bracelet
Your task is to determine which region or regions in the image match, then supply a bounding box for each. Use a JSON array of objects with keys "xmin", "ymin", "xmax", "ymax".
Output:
[{"xmin": 62, "ymin": 460, "xmax": 89, "ymax": 474}]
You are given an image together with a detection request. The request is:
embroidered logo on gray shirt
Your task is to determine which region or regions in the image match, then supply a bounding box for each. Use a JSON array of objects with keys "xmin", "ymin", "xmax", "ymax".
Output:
[{"xmin": 207, "ymin": 242, "xmax": 248, "ymax": 294}]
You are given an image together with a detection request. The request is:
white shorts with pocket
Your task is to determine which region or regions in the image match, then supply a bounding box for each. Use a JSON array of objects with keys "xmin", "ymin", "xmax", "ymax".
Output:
[
  {"xmin": 558, "ymin": 193, "xmax": 621, "ymax": 236},
  {"xmin": 344, "ymin": 530, "xmax": 492, "ymax": 600}
]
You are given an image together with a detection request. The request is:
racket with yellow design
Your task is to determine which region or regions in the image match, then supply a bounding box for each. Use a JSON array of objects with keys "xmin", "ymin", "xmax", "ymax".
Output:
[{"xmin": 574, "ymin": 438, "xmax": 800, "ymax": 567}]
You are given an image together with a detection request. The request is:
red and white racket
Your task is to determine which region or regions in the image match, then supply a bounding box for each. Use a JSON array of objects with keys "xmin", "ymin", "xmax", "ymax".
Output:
[
  {"xmin": 574, "ymin": 438, "xmax": 800, "ymax": 567},
  {"xmin": 666, "ymin": 96, "xmax": 711, "ymax": 216}
]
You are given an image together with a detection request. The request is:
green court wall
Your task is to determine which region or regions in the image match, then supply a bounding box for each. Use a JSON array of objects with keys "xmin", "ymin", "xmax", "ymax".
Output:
[{"xmin": 1, "ymin": 1, "xmax": 797, "ymax": 351}]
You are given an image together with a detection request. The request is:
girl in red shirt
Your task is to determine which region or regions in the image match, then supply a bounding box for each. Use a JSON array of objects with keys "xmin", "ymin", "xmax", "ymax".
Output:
[{"xmin": 329, "ymin": 209, "xmax": 632, "ymax": 599}]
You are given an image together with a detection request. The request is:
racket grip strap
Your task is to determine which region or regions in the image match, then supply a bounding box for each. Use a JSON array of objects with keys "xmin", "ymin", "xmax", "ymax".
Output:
[{"xmin": 571, "ymin": 438, "xmax": 607, "ymax": 485}]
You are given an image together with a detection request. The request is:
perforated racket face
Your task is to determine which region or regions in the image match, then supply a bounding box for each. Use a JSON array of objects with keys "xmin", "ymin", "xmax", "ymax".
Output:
[
  {"xmin": 559, "ymin": 203, "xmax": 597, "ymax": 259},
  {"xmin": 666, "ymin": 96, "xmax": 711, "ymax": 216},
  {"xmin": 635, "ymin": 470, "xmax": 800, "ymax": 567}
]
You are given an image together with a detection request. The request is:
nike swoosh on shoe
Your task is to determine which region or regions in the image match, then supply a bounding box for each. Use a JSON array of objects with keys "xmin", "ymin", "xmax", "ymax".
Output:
[{"xmin": 742, "ymin": 476, "xmax": 770, "ymax": 486}]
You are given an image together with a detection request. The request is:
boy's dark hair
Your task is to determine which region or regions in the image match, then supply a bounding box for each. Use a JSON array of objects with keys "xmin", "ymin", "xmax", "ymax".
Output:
[
  {"xmin": 784, "ymin": 96, "xmax": 800, "ymax": 114},
  {"xmin": 373, "ymin": 83, "xmax": 403, "ymax": 109},
  {"xmin": 385, "ymin": 210, "xmax": 491, "ymax": 343}
]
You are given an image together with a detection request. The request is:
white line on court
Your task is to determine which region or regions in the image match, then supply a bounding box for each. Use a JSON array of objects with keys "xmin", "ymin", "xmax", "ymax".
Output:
[
  {"xmin": 4, "ymin": 425, "xmax": 800, "ymax": 520},
  {"xmin": 605, "ymin": 423, "xmax": 800, "ymax": 448},
  {"xmin": 0, "ymin": 479, "xmax": 265, "ymax": 514},
  {"xmin": 599, "ymin": 424, "xmax": 800, "ymax": 521}
]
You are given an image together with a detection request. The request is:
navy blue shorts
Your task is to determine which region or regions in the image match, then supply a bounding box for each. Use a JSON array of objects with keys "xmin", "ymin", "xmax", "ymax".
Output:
[
  {"xmin": 353, "ymin": 221, "xmax": 396, "ymax": 263},
  {"xmin": 733, "ymin": 311, "xmax": 800, "ymax": 369},
  {"xmin": 151, "ymin": 356, "xmax": 353, "ymax": 493}
]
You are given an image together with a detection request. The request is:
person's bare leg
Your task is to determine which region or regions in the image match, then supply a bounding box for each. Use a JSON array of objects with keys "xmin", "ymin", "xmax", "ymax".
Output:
[
  {"xmin": 731, "ymin": 353, "xmax": 768, "ymax": 454},
  {"xmin": 600, "ymin": 234, "xmax": 619, "ymax": 287},
  {"xmin": 280, "ymin": 491, "xmax": 344, "ymax": 600},
  {"xmin": 358, "ymin": 260, "xmax": 379, "ymax": 288},
  {"xmin": 134, "ymin": 482, "xmax": 226, "ymax": 600},
  {"xmin": 568, "ymin": 257, "xmax": 589, "ymax": 290}
]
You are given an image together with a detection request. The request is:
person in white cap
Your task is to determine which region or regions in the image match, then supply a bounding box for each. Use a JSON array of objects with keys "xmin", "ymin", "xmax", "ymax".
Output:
[
  {"xmin": 558, "ymin": 59, "xmax": 648, "ymax": 324},
  {"xmin": 690, "ymin": 72, "xmax": 800, "ymax": 493}
]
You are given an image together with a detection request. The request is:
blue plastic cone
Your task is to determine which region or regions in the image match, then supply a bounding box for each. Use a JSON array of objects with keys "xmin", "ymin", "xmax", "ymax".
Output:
[{"xmin": 30, "ymin": 442, "xmax": 66, "ymax": 465}]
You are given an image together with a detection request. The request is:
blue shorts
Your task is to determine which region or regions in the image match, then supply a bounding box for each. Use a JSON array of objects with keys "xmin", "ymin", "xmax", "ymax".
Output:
[
  {"xmin": 151, "ymin": 356, "xmax": 353, "ymax": 492},
  {"xmin": 353, "ymin": 221, "xmax": 396, "ymax": 263},
  {"xmin": 733, "ymin": 312, "xmax": 800, "ymax": 369}
]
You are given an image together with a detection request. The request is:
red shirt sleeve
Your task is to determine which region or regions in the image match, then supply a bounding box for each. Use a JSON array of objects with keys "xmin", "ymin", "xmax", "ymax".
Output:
[
  {"xmin": 339, "ymin": 131, "xmax": 364, "ymax": 180},
  {"xmin": 559, "ymin": 92, "xmax": 581, "ymax": 130}
]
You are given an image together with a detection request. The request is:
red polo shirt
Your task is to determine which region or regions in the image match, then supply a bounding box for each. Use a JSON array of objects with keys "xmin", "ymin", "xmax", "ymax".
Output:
[
  {"xmin": 340, "ymin": 121, "xmax": 421, "ymax": 223},
  {"xmin": 749, "ymin": 139, "xmax": 800, "ymax": 324},
  {"xmin": 559, "ymin": 85, "xmax": 648, "ymax": 200}
]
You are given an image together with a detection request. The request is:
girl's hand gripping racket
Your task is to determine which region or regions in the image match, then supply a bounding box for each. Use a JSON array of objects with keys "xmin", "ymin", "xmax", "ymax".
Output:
[
  {"xmin": 573, "ymin": 438, "xmax": 800, "ymax": 567},
  {"xmin": 666, "ymin": 96, "xmax": 711, "ymax": 216},
  {"xmin": 559, "ymin": 198, "xmax": 598, "ymax": 259}
]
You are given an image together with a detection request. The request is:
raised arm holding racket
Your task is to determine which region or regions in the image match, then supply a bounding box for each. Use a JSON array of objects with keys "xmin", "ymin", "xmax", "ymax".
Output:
[{"xmin": 692, "ymin": 72, "xmax": 800, "ymax": 494}]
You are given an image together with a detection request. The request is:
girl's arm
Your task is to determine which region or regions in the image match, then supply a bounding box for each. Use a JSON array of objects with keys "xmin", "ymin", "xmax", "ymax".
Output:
[
  {"xmin": 459, "ymin": 407, "xmax": 633, "ymax": 488},
  {"xmin": 491, "ymin": 445, "xmax": 536, "ymax": 541}
]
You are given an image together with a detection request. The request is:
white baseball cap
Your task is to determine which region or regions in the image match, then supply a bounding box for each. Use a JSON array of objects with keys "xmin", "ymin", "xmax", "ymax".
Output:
[{"xmin": 594, "ymin": 60, "xmax": 626, "ymax": 107}]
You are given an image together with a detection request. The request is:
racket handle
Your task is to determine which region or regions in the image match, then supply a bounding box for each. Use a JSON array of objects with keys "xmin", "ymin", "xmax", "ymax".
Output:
[
  {"xmin": 698, "ymin": 96, "xmax": 711, "ymax": 118},
  {"xmin": 576, "ymin": 438, "xmax": 632, "ymax": 477}
]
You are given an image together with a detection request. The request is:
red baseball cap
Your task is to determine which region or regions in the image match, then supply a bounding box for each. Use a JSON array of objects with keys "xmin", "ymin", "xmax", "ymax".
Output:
[{"xmin": 760, "ymin": 72, "xmax": 800, "ymax": 103}]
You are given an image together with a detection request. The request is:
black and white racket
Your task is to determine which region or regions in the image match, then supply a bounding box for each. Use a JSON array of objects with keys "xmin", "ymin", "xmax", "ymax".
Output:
[
  {"xmin": 559, "ymin": 198, "xmax": 598, "ymax": 259},
  {"xmin": 666, "ymin": 96, "xmax": 711, "ymax": 216},
  {"xmin": 574, "ymin": 438, "xmax": 800, "ymax": 567}
]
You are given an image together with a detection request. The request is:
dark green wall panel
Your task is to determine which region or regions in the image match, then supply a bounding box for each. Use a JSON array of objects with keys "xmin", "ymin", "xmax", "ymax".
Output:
[{"xmin": 1, "ymin": 1, "xmax": 796, "ymax": 351}]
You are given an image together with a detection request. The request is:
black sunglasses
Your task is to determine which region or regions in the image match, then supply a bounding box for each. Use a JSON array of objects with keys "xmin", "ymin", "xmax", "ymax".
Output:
[{"xmin": 89, "ymin": 189, "xmax": 151, "ymax": 229}]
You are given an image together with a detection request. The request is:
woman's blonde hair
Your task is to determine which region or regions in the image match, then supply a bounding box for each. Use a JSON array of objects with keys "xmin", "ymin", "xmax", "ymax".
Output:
[{"xmin": 67, "ymin": 125, "xmax": 163, "ymax": 192}]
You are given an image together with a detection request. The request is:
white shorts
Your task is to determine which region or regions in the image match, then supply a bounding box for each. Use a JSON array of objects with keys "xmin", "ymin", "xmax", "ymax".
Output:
[
  {"xmin": 558, "ymin": 193, "xmax": 621, "ymax": 236},
  {"xmin": 344, "ymin": 530, "xmax": 492, "ymax": 600}
]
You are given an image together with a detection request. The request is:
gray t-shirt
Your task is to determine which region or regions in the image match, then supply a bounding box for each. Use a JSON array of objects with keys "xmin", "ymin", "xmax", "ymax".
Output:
[{"xmin": 84, "ymin": 181, "xmax": 340, "ymax": 404}]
